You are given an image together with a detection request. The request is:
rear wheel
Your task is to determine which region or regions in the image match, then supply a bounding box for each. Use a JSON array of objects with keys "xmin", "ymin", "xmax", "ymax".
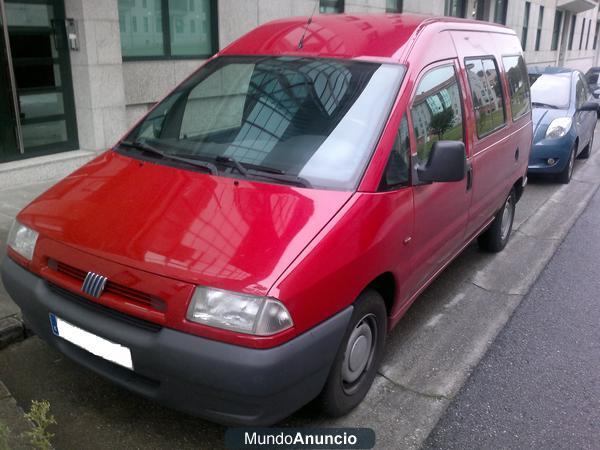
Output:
[
  {"xmin": 320, "ymin": 290, "xmax": 387, "ymax": 417},
  {"xmin": 478, "ymin": 189, "xmax": 516, "ymax": 253},
  {"xmin": 556, "ymin": 145, "xmax": 576, "ymax": 184}
]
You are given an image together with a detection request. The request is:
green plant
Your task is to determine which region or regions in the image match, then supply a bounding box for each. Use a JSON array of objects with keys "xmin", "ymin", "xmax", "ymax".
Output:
[
  {"xmin": 0, "ymin": 421, "xmax": 10, "ymax": 450},
  {"xmin": 22, "ymin": 400, "xmax": 56, "ymax": 450}
]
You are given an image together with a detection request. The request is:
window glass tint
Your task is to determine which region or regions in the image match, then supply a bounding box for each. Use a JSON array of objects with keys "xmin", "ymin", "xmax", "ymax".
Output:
[
  {"xmin": 126, "ymin": 56, "xmax": 405, "ymax": 190},
  {"xmin": 169, "ymin": 0, "xmax": 213, "ymax": 56},
  {"xmin": 466, "ymin": 58, "xmax": 506, "ymax": 137},
  {"xmin": 118, "ymin": 0, "xmax": 215, "ymax": 58},
  {"xmin": 119, "ymin": 0, "xmax": 164, "ymax": 57},
  {"xmin": 502, "ymin": 55, "xmax": 531, "ymax": 120},
  {"xmin": 411, "ymin": 65, "xmax": 464, "ymax": 165},
  {"xmin": 587, "ymin": 73, "xmax": 599, "ymax": 85},
  {"xmin": 380, "ymin": 115, "xmax": 410, "ymax": 190},
  {"xmin": 576, "ymin": 76, "xmax": 587, "ymax": 107}
]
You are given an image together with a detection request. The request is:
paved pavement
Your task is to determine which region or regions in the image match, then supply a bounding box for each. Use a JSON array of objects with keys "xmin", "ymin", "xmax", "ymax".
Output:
[
  {"xmin": 0, "ymin": 133, "xmax": 599, "ymax": 449},
  {"xmin": 425, "ymin": 183, "xmax": 600, "ymax": 449}
]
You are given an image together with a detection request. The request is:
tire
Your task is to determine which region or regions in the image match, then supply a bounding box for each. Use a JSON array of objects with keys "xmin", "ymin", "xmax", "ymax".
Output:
[
  {"xmin": 579, "ymin": 127, "xmax": 595, "ymax": 159},
  {"xmin": 319, "ymin": 290, "xmax": 387, "ymax": 417},
  {"xmin": 478, "ymin": 189, "xmax": 516, "ymax": 253},
  {"xmin": 556, "ymin": 144, "xmax": 576, "ymax": 184}
]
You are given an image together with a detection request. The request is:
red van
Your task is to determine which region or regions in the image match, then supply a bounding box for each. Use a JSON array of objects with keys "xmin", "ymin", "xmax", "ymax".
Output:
[{"xmin": 2, "ymin": 14, "xmax": 531, "ymax": 425}]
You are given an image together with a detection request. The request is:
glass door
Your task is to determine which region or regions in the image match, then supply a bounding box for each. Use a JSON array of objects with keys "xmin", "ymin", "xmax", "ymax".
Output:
[
  {"xmin": 0, "ymin": 0, "xmax": 20, "ymax": 162},
  {"xmin": 3, "ymin": 0, "xmax": 78, "ymax": 162}
]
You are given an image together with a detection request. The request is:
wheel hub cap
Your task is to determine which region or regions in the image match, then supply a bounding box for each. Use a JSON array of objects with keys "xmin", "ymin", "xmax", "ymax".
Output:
[{"xmin": 342, "ymin": 316, "xmax": 376, "ymax": 389}]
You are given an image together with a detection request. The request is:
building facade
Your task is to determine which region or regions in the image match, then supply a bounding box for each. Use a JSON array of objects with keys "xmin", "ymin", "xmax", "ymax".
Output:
[{"xmin": 1, "ymin": 0, "xmax": 599, "ymax": 173}]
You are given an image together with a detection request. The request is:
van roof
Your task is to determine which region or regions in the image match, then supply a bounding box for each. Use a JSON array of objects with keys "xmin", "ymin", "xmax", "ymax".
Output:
[{"xmin": 220, "ymin": 13, "xmax": 515, "ymax": 63}]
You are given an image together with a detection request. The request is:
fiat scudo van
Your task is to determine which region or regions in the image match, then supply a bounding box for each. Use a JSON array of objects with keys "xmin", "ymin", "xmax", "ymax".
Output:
[{"xmin": 2, "ymin": 14, "xmax": 532, "ymax": 425}]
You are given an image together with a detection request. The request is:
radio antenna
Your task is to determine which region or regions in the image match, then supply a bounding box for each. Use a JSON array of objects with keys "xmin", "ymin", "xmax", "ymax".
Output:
[{"xmin": 298, "ymin": 0, "xmax": 318, "ymax": 49}]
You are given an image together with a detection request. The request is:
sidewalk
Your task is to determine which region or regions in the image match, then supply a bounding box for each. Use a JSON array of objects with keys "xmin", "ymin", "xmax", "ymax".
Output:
[{"xmin": 0, "ymin": 180, "xmax": 57, "ymax": 348}]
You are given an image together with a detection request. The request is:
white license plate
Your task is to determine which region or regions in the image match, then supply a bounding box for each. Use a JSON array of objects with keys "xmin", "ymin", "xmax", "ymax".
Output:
[{"xmin": 49, "ymin": 313, "xmax": 133, "ymax": 370}]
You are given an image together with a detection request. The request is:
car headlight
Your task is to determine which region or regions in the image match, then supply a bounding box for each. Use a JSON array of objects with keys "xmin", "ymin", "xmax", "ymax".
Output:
[
  {"xmin": 7, "ymin": 220, "xmax": 39, "ymax": 261},
  {"xmin": 545, "ymin": 117, "xmax": 572, "ymax": 139},
  {"xmin": 186, "ymin": 287, "xmax": 293, "ymax": 335}
]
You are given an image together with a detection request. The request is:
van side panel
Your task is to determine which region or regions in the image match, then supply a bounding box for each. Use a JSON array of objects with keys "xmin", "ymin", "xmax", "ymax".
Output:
[{"xmin": 451, "ymin": 30, "xmax": 527, "ymax": 237}]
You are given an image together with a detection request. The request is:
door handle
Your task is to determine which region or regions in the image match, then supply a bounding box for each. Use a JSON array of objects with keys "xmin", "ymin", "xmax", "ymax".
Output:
[
  {"xmin": 466, "ymin": 163, "xmax": 473, "ymax": 191},
  {"xmin": 515, "ymin": 148, "xmax": 519, "ymax": 161}
]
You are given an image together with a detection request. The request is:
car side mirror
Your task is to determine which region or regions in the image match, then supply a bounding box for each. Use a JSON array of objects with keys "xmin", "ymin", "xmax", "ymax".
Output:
[
  {"xmin": 593, "ymin": 89, "xmax": 600, "ymax": 99},
  {"xmin": 578, "ymin": 101, "xmax": 600, "ymax": 112},
  {"xmin": 416, "ymin": 141, "xmax": 467, "ymax": 183}
]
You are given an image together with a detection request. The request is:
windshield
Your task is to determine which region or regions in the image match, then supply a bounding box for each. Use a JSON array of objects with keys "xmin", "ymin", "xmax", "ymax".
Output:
[
  {"xmin": 119, "ymin": 56, "xmax": 405, "ymax": 190},
  {"xmin": 530, "ymin": 74, "xmax": 571, "ymax": 109}
]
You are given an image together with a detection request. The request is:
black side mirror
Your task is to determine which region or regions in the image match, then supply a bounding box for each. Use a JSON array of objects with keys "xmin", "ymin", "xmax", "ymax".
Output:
[
  {"xmin": 578, "ymin": 101, "xmax": 600, "ymax": 112},
  {"xmin": 593, "ymin": 89, "xmax": 600, "ymax": 99},
  {"xmin": 416, "ymin": 141, "xmax": 467, "ymax": 183}
]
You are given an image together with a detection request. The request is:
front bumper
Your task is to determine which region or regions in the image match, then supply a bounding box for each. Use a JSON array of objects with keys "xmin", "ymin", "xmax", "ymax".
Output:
[
  {"xmin": 528, "ymin": 136, "xmax": 574, "ymax": 174},
  {"xmin": 1, "ymin": 257, "xmax": 352, "ymax": 426}
]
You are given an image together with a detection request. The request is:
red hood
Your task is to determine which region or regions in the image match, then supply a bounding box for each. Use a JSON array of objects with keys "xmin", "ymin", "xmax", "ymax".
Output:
[{"xmin": 19, "ymin": 151, "xmax": 352, "ymax": 295}]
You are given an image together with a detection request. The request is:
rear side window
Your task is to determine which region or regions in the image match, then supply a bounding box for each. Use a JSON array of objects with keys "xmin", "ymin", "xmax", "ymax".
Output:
[
  {"xmin": 465, "ymin": 57, "xmax": 506, "ymax": 137},
  {"xmin": 380, "ymin": 115, "xmax": 410, "ymax": 190},
  {"xmin": 502, "ymin": 55, "xmax": 531, "ymax": 120},
  {"xmin": 411, "ymin": 65, "xmax": 464, "ymax": 166}
]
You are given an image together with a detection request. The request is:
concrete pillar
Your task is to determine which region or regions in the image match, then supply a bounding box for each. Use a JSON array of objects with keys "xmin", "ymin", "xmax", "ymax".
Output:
[{"xmin": 64, "ymin": 0, "xmax": 127, "ymax": 152}]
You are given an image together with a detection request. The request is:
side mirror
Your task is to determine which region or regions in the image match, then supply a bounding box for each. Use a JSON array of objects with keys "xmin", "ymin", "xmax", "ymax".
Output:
[
  {"xmin": 593, "ymin": 89, "xmax": 600, "ymax": 99},
  {"xmin": 578, "ymin": 101, "xmax": 600, "ymax": 112},
  {"xmin": 416, "ymin": 141, "xmax": 467, "ymax": 183}
]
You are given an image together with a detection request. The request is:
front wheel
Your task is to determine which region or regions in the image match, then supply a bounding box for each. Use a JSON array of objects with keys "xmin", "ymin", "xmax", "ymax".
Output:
[
  {"xmin": 319, "ymin": 290, "xmax": 387, "ymax": 417},
  {"xmin": 478, "ymin": 189, "xmax": 516, "ymax": 253},
  {"xmin": 556, "ymin": 145, "xmax": 576, "ymax": 183}
]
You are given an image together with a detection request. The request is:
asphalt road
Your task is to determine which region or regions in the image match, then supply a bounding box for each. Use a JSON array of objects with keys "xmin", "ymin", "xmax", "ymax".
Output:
[
  {"xmin": 425, "ymin": 185, "xmax": 600, "ymax": 449},
  {"xmin": 1, "ymin": 132, "xmax": 600, "ymax": 449}
]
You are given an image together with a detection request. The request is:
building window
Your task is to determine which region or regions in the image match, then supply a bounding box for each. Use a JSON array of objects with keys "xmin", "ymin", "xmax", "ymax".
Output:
[
  {"xmin": 568, "ymin": 15, "xmax": 576, "ymax": 50},
  {"xmin": 594, "ymin": 21, "xmax": 599, "ymax": 50},
  {"xmin": 551, "ymin": 10, "xmax": 562, "ymax": 51},
  {"xmin": 320, "ymin": 0, "xmax": 344, "ymax": 13},
  {"xmin": 586, "ymin": 19, "xmax": 592, "ymax": 49},
  {"xmin": 465, "ymin": 57, "xmax": 506, "ymax": 138},
  {"xmin": 118, "ymin": 0, "xmax": 217, "ymax": 60},
  {"xmin": 493, "ymin": 0, "xmax": 507, "ymax": 25},
  {"xmin": 580, "ymin": 17, "xmax": 586, "ymax": 50},
  {"xmin": 522, "ymin": 2, "xmax": 530, "ymax": 50},
  {"xmin": 445, "ymin": 0, "xmax": 466, "ymax": 18},
  {"xmin": 386, "ymin": 0, "xmax": 403, "ymax": 13},
  {"xmin": 535, "ymin": 6, "xmax": 544, "ymax": 51}
]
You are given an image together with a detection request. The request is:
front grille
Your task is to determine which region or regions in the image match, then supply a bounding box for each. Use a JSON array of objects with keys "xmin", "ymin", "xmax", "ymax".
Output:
[
  {"xmin": 47, "ymin": 282, "xmax": 163, "ymax": 333},
  {"xmin": 48, "ymin": 259, "xmax": 166, "ymax": 311}
]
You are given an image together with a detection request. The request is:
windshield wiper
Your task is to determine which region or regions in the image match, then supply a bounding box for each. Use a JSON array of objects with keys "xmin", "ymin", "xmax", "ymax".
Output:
[
  {"xmin": 214, "ymin": 155, "xmax": 311, "ymax": 188},
  {"xmin": 246, "ymin": 170, "xmax": 312, "ymax": 188},
  {"xmin": 532, "ymin": 102, "xmax": 559, "ymax": 109},
  {"xmin": 120, "ymin": 140, "xmax": 217, "ymax": 175},
  {"xmin": 215, "ymin": 155, "xmax": 248, "ymax": 176}
]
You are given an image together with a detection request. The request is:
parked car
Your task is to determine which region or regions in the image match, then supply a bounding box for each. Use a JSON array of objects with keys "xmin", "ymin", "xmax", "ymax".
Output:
[
  {"xmin": 2, "ymin": 14, "xmax": 532, "ymax": 426},
  {"xmin": 584, "ymin": 66, "xmax": 600, "ymax": 116},
  {"xmin": 528, "ymin": 65, "xmax": 570, "ymax": 86},
  {"xmin": 529, "ymin": 70, "xmax": 598, "ymax": 183}
]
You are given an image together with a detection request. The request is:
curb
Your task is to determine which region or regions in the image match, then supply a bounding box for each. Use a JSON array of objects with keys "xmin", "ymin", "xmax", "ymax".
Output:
[{"xmin": 0, "ymin": 317, "xmax": 26, "ymax": 350}]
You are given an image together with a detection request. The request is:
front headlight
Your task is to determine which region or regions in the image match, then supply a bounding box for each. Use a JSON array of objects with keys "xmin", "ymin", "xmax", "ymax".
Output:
[
  {"xmin": 545, "ymin": 117, "xmax": 572, "ymax": 139},
  {"xmin": 7, "ymin": 220, "xmax": 39, "ymax": 261},
  {"xmin": 186, "ymin": 287, "xmax": 293, "ymax": 335}
]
